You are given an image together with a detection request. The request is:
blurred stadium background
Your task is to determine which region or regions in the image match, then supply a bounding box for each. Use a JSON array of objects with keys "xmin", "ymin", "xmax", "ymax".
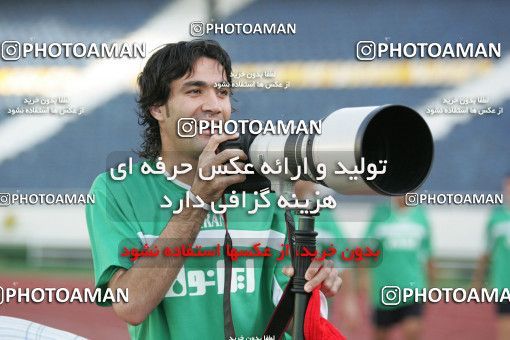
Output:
[{"xmin": 0, "ymin": 0, "xmax": 509, "ymax": 338}]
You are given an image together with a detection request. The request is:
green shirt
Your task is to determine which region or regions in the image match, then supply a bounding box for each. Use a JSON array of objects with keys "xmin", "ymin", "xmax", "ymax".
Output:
[
  {"xmin": 486, "ymin": 205, "xmax": 510, "ymax": 290},
  {"xmin": 86, "ymin": 161, "xmax": 292, "ymax": 339},
  {"xmin": 364, "ymin": 203, "xmax": 431, "ymax": 310}
]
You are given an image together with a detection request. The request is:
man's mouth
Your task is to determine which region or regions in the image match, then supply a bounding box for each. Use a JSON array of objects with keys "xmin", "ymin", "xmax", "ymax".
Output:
[{"xmin": 199, "ymin": 120, "xmax": 222, "ymax": 136}]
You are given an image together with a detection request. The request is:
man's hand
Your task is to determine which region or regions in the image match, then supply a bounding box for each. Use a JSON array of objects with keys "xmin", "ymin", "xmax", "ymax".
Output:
[
  {"xmin": 190, "ymin": 132, "xmax": 247, "ymax": 204},
  {"xmin": 282, "ymin": 259, "xmax": 342, "ymax": 297}
]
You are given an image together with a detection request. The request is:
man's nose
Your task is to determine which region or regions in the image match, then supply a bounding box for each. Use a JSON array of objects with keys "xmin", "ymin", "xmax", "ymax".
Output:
[{"xmin": 201, "ymin": 90, "xmax": 222, "ymax": 116}]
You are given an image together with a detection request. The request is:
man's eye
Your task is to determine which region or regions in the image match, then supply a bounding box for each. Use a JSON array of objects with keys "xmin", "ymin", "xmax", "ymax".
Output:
[
  {"xmin": 188, "ymin": 89, "xmax": 201, "ymax": 94},
  {"xmin": 219, "ymin": 89, "xmax": 230, "ymax": 96}
]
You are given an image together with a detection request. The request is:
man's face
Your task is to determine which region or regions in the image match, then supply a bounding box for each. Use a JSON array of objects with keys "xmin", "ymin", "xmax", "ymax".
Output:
[{"xmin": 154, "ymin": 57, "xmax": 232, "ymax": 159}]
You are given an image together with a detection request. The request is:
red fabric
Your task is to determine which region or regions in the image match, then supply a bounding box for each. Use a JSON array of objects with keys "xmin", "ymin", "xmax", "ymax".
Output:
[{"xmin": 304, "ymin": 285, "xmax": 346, "ymax": 340}]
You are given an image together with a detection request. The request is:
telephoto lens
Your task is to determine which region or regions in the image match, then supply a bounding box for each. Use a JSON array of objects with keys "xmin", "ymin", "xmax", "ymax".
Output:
[{"xmin": 219, "ymin": 104, "xmax": 433, "ymax": 196}]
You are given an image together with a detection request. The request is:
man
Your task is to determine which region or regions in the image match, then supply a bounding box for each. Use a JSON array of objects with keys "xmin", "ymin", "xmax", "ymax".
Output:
[
  {"xmin": 86, "ymin": 39, "xmax": 341, "ymax": 339},
  {"xmin": 360, "ymin": 196, "xmax": 434, "ymax": 340},
  {"xmin": 472, "ymin": 174, "xmax": 510, "ymax": 340}
]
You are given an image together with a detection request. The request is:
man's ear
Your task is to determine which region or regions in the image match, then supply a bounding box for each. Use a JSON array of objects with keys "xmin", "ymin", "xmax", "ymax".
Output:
[{"xmin": 149, "ymin": 104, "xmax": 166, "ymax": 122}]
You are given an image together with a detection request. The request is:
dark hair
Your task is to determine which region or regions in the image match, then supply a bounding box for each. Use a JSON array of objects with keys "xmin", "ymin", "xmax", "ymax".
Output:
[{"xmin": 136, "ymin": 39, "xmax": 233, "ymax": 160}]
